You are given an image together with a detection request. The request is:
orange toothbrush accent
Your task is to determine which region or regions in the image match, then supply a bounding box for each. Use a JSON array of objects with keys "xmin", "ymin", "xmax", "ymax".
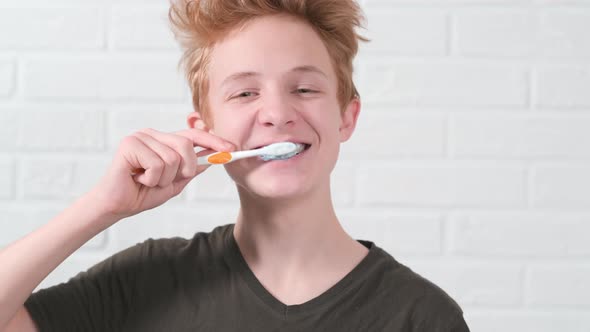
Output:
[{"xmin": 207, "ymin": 152, "xmax": 232, "ymax": 164}]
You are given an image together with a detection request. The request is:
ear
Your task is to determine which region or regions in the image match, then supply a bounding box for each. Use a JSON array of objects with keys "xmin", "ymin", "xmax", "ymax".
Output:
[
  {"xmin": 187, "ymin": 111, "xmax": 215, "ymax": 134},
  {"xmin": 339, "ymin": 97, "xmax": 361, "ymax": 142}
]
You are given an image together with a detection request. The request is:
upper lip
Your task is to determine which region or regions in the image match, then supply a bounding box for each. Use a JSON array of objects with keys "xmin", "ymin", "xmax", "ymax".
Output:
[{"xmin": 248, "ymin": 137, "xmax": 312, "ymax": 150}]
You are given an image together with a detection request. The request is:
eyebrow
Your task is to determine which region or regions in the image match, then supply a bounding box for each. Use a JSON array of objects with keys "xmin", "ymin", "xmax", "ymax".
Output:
[
  {"xmin": 221, "ymin": 71, "xmax": 259, "ymax": 88},
  {"xmin": 220, "ymin": 65, "xmax": 328, "ymax": 88},
  {"xmin": 291, "ymin": 65, "xmax": 328, "ymax": 79}
]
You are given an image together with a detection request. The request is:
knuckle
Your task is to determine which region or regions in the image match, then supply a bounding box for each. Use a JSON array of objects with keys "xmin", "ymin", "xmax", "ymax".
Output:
[
  {"xmin": 147, "ymin": 177, "xmax": 159, "ymax": 187},
  {"xmin": 120, "ymin": 135, "xmax": 139, "ymax": 148},
  {"xmin": 181, "ymin": 166, "xmax": 196, "ymax": 178},
  {"xmin": 140, "ymin": 127, "xmax": 156, "ymax": 134},
  {"xmin": 131, "ymin": 131, "xmax": 147, "ymax": 141},
  {"xmin": 139, "ymin": 173, "xmax": 157, "ymax": 187},
  {"xmin": 152, "ymin": 159, "xmax": 165, "ymax": 171},
  {"xmin": 178, "ymin": 137, "xmax": 193, "ymax": 151},
  {"xmin": 162, "ymin": 151, "xmax": 181, "ymax": 166}
]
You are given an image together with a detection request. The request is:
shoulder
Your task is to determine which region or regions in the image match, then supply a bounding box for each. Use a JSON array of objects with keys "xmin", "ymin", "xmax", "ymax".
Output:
[
  {"xmin": 367, "ymin": 245, "xmax": 466, "ymax": 329},
  {"xmin": 135, "ymin": 223, "xmax": 233, "ymax": 261}
]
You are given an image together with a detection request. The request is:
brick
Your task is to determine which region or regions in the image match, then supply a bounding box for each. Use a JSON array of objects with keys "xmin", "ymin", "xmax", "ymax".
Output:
[
  {"xmin": 0, "ymin": 110, "xmax": 18, "ymax": 150},
  {"xmin": 364, "ymin": 0, "xmax": 531, "ymax": 3},
  {"xmin": 411, "ymin": 262, "xmax": 522, "ymax": 306},
  {"xmin": 340, "ymin": 110, "xmax": 446, "ymax": 160},
  {"xmin": 451, "ymin": 113, "xmax": 590, "ymax": 159},
  {"xmin": 340, "ymin": 212, "xmax": 442, "ymax": 255},
  {"xmin": 20, "ymin": 157, "xmax": 110, "ymax": 200},
  {"xmin": 532, "ymin": 165, "xmax": 590, "ymax": 208},
  {"xmin": 331, "ymin": 162, "xmax": 357, "ymax": 208},
  {"xmin": 112, "ymin": 0, "xmax": 164, "ymax": 2},
  {"xmin": 107, "ymin": 107, "xmax": 190, "ymax": 151},
  {"xmin": 17, "ymin": 109, "xmax": 105, "ymax": 150},
  {"xmin": 363, "ymin": 9, "xmax": 446, "ymax": 55},
  {"xmin": 535, "ymin": 66, "xmax": 590, "ymax": 108},
  {"xmin": 467, "ymin": 313, "xmax": 590, "ymax": 332},
  {"xmin": 356, "ymin": 62, "xmax": 527, "ymax": 107},
  {"xmin": 537, "ymin": 9, "xmax": 590, "ymax": 57},
  {"xmin": 454, "ymin": 9, "xmax": 590, "ymax": 58},
  {"xmin": 358, "ymin": 164, "xmax": 526, "ymax": 208},
  {"xmin": 0, "ymin": 159, "xmax": 14, "ymax": 199},
  {"xmin": 0, "ymin": 60, "xmax": 15, "ymax": 97},
  {"xmin": 0, "ymin": 7, "xmax": 103, "ymax": 49},
  {"xmin": 23, "ymin": 57, "xmax": 187, "ymax": 101},
  {"xmin": 110, "ymin": 5, "xmax": 177, "ymax": 50},
  {"xmin": 0, "ymin": 206, "xmax": 105, "ymax": 250},
  {"xmin": 453, "ymin": 10, "xmax": 534, "ymax": 57},
  {"xmin": 527, "ymin": 266, "xmax": 590, "ymax": 306},
  {"xmin": 450, "ymin": 213, "xmax": 590, "ymax": 256}
]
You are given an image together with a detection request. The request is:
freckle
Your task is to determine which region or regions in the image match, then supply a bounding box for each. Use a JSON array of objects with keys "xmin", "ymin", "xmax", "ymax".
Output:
[{"xmin": 207, "ymin": 152, "xmax": 232, "ymax": 164}]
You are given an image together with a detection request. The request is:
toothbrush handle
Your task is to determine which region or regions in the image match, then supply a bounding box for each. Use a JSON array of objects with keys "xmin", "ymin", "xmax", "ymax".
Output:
[
  {"xmin": 196, "ymin": 154, "xmax": 217, "ymax": 166},
  {"xmin": 196, "ymin": 149, "xmax": 262, "ymax": 165}
]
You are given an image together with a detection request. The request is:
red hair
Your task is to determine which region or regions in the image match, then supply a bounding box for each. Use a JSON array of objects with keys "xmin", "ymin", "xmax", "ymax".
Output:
[{"xmin": 168, "ymin": 0, "xmax": 368, "ymax": 125}]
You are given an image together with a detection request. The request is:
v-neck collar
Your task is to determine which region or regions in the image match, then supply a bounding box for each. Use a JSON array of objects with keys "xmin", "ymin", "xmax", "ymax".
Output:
[{"xmin": 221, "ymin": 223, "xmax": 379, "ymax": 318}]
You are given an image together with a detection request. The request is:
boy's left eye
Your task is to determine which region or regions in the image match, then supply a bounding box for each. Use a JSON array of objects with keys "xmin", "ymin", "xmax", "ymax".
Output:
[{"xmin": 295, "ymin": 88, "xmax": 317, "ymax": 94}]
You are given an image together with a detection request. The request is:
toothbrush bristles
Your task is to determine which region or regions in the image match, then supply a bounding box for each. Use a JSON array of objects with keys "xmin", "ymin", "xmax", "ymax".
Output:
[{"xmin": 260, "ymin": 142, "xmax": 306, "ymax": 161}]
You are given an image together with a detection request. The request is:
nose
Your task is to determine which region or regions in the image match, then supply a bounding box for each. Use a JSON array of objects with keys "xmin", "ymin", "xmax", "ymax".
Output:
[{"xmin": 256, "ymin": 91, "xmax": 298, "ymax": 128}]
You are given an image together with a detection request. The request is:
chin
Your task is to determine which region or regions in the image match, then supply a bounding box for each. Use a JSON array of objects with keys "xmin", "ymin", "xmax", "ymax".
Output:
[{"xmin": 245, "ymin": 176, "xmax": 312, "ymax": 200}]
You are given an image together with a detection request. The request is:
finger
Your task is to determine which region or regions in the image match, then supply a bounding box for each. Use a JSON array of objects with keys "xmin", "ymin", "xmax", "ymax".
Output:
[
  {"xmin": 170, "ymin": 175, "xmax": 195, "ymax": 197},
  {"xmin": 172, "ymin": 128, "xmax": 236, "ymax": 152},
  {"xmin": 118, "ymin": 136, "xmax": 165, "ymax": 187},
  {"xmin": 132, "ymin": 132, "xmax": 180, "ymax": 187},
  {"xmin": 138, "ymin": 128, "xmax": 198, "ymax": 179}
]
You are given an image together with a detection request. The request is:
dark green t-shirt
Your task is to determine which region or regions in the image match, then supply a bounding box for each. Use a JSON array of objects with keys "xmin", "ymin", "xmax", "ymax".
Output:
[{"xmin": 25, "ymin": 223, "xmax": 469, "ymax": 331}]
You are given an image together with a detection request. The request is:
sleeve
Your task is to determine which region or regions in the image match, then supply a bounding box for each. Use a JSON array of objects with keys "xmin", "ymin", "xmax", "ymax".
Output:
[
  {"xmin": 23, "ymin": 241, "xmax": 147, "ymax": 332},
  {"xmin": 447, "ymin": 313, "xmax": 470, "ymax": 332},
  {"xmin": 407, "ymin": 278, "xmax": 470, "ymax": 332}
]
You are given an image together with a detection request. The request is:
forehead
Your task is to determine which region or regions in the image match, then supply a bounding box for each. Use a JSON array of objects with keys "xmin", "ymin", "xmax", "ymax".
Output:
[{"xmin": 207, "ymin": 15, "xmax": 336, "ymax": 87}]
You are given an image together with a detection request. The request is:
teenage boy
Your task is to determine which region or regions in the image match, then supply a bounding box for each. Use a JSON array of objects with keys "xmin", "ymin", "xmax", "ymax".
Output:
[{"xmin": 0, "ymin": 0, "xmax": 470, "ymax": 331}]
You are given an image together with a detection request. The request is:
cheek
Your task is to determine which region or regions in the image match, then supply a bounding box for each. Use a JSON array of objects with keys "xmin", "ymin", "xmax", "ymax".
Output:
[
  {"xmin": 211, "ymin": 110, "xmax": 250, "ymax": 145},
  {"xmin": 315, "ymin": 111, "xmax": 343, "ymax": 142}
]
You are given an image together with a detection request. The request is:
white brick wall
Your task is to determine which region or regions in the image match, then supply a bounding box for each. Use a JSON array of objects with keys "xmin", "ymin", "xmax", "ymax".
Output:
[
  {"xmin": 1, "ymin": 1, "xmax": 589, "ymax": 330},
  {"xmin": 0, "ymin": 59, "xmax": 14, "ymax": 96}
]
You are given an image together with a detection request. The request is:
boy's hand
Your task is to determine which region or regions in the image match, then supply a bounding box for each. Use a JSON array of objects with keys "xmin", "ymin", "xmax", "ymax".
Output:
[{"xmin": 87, "ymin": 128, "xmax": 235, "ymax": 222}]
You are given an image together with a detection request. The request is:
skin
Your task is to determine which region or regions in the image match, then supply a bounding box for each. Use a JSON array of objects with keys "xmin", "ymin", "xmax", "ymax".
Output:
[
  {"xmin": 0, "ymin": 15, "xmax": 370, "ymax": 331},
  {"xmin": 187, "ymin": 14, "xmax": 369, "ymax": 305}
]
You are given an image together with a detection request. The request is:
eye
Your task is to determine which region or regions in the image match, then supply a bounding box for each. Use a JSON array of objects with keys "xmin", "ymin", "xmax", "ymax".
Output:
[
  {"xmin": 239, "ymin": 91, "xmax": 256, "ymax": 98},
  {"xmin": 231, "ymin": 91, "xmax": 258, "ymax": 99},
  {"xmin": 295, "ymin": 88, "xmax": 317, "ymax": 94}
]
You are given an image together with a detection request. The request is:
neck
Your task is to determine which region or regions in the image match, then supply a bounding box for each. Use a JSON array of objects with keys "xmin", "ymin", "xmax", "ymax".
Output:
[
  {"xmin": 231, "ymin": 180, "xmax": 370, "ymax": 305},
  {"xmin": 234, "ymin": 180, "xmax": 347, "ymax": 263}
]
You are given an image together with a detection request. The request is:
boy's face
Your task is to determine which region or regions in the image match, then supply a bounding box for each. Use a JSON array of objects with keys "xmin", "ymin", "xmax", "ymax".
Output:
[{"xmin": 189, "ymin": 14, "xmax": 360, "ymax": 200}]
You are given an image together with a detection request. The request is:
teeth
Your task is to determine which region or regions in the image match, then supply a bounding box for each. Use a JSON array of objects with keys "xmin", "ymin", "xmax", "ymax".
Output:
[{"xmin": 294, "ymin": 143, "xmax": 310, "ymax": 155}]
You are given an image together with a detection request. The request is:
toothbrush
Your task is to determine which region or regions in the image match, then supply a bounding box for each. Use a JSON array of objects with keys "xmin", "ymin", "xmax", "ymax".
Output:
[
  {"xmin": 130, "ymin": 142, "xmax": 306, "ymax": 175},
  {"xmin": 196, "ymin": 142, "xmax": 306, "ymax": 165}
]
